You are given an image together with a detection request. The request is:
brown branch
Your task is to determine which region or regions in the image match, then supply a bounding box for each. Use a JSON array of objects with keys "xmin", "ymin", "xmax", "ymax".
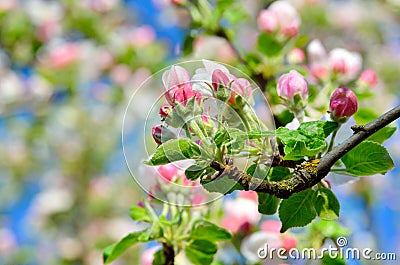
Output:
[
  {"xmin": 162, "ymin": 243, "xmax": 175, "ymax": 265},
  {"xmin": 210, "ymin": 106, "xmax": 400, "ymax": 199}
]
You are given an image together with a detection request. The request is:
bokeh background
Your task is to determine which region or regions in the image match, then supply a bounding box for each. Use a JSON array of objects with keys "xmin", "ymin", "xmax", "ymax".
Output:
[{"xmin": 0, "ymin": 0, "xmax": 399, "ymax": 264}]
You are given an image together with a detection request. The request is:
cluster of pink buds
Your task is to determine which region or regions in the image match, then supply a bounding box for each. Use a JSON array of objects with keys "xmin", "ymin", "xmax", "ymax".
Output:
[
  {"xmin": 211, "ymin": 69, "xmax": 252, "ymax": 105},
  {"xmin": 257, "ymin": 0, "xmax": 301, "ymax": 37},
  {"xmin": 307, "ymin": 39, "xmax": 362, "ymax": 83}
]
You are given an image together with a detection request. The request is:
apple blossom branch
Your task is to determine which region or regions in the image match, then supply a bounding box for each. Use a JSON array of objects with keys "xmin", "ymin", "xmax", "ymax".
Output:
[{"xmin": 210, "ymin": 105, "xmax": 400, "ymax": 199}]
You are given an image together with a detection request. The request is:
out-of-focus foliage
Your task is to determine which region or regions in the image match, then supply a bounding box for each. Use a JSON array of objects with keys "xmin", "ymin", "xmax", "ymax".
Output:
[{"xmin": 1, "ymin": 0, "xmax": 400, "ymax": 264}]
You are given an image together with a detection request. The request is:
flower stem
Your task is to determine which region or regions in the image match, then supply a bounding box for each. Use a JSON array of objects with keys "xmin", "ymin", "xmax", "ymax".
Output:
[{"xmin": 327, "ymin": 127, "xmax": 339, "ymax": 153}]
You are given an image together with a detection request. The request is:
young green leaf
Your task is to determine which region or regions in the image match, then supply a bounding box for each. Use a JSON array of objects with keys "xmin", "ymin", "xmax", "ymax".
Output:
[
  {"xmin": 298, "ymin": 121, "xmax": 339, "ymax": 139},
  {"xmin": 152, "ymin": 249, "xmax": 166, "ymax": 265},
  {"xmin": 129, "ymin": 206, "xmax": 151, "ymax": 222},
  {"xmin": 257, "ymin": 33, "xmax": 283, "ymax": 57},
  {"xmin": 185, "ymin": 239, "xmax": 218, "ymax": 265},
  {"xmin": 314, "ymin": 188, "xmax": 340, "ymax": 221},
  {"xmin": 340, "ymin": 141, "xmax": 394, "ymax": 176},
  {"xmin": 185, "ymin": 163, "xmax": 213, "ymax": 181},
  {"xmin": 354, "ymin": 108, "xmax": 396, "ymax": 143},
  {"xmin": 191, "ymin": 219, "xmax": 232, "ymax": 241},
  {"xmin": 279, "ymin": 189, "xmax": 317, "ymax": 232},
  {"xmin": 267, "ymin": 166, "xmax": 291, "ymax": 181},
  {"xmin": 146, "ymin": 139, "xmax": 201, "ymax": 166},
  {"xmin": 201, "ymin": 175, "xmax": 243, "ymax": 195},
  {"xmin": 103, "ymin": 230, "xmax": 144, "ymax": 264},
  {"xmin": 258, "ymin": 193, "xmax": 280, "ymax": 215},
  {"xmin": 367, "ymin": 126, "xmax": 396, "ymax": 144}
]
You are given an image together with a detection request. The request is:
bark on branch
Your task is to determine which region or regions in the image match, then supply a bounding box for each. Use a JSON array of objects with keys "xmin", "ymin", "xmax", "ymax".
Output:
[{"xmin": 210, "ymin": 106, "xmax": 400, "ymax": 199}]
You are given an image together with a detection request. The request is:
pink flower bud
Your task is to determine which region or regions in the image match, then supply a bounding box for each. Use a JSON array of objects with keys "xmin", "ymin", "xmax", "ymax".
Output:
[
  {"xmin": 152, "ymin": 125, "xmax": 163, "ymax": 145},
  {"xmin": 162, "ymin": 65, "xmax": 192, "ymax": 104},
  {"xmin": 269, "ymin": 0, "xmax": 301, "ymax": 37},
  {"xmin": 228, "ymin": 78, "xmax": 252, "ymax": 104},
  {"xmin": 359, "ymin": 69, "xmax": 377, "ymax": 87},
  {"xmin": 287, "ymin": 48, "xmax": 305, "ymax": 64},
  {"xmin": 172, "ymin": 86, "xmax": 202, "ymax": 106},
  {"xmin": 281, "ymin": 23, "xmax": 298, "ymax": 37},
  {"xmin": 211, "ymin": 69, "xmax": 231, "ymax": 90},
  {"xmin": 329, "ymin": 88, "xmax": 358, "ymax": 120},
  {"xmin": 257, "ymin": 10, "xmax": 278, "ymax": 33},
  {"xmin": 157, "ymin": 165, "xmax": 178, "ymax": 183},
  {"xmin": 276, "ymin": 70, "xmax": 308, "ymax": 101},
  {"xmin": 159, "ymin": 104, "xmax": 173, "ymax": 119}
]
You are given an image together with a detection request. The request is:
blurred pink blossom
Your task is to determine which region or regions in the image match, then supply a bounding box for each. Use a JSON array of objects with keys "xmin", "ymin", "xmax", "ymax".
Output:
[
  {"xmin": 0, "ymin": 0, "xmax": 16, "ymax": 11},
  {"xmin": 258, "ymin": 1, "xmax": 301, "ymax": 37},
  {"xmin": 359, "ymin": 69, "xmax": 378, "ymax": 87},
  {"xmin": 157, "ymin": 164, "xmax": 179, "ymax": 183},
  {"xmin": 141, "ymin": 246, "xmax": 160, "ymax": 265},
  {"xmin": 257, "ymin": 10, "xmax": 278, "ymax": 33},
  {"xmin": 127, "ymin": 26, "xmax": 156, "ymax": 48},
  {"xmin": 221, "ymin": 197, "xmax": 261, "ymax": 233},
  {"xmin": 46, "ymin": 43, "xmax": 82, "ymax": 69},
  {"xmin": 287, "ymin": 48, "xmax": 305, "ymax": 65}
]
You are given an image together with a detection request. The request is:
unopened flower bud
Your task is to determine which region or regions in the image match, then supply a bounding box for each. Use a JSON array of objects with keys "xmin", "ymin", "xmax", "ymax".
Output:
[
  {"xmin": 287, "ymin": 48, "xmax": 305, "ymax": 65},
  {"xmin": 257, "ymin": 10, "xmax": 278, "ymax": 33},
  {"xmin": 228, "ymin": 78, "xmax": 252, "ymax": 105},
  {"xmin": 359, "ymin": 69, "xmax": 377, "ymax": 88},
  {"xmin": 329, "ymin": 87, "xmax": 358, "ymax": 121},
  {"xmin": 152, "ymin": 125, "xmax": 163, "ymax": 145},
  {"xmin": 159, "ymin": 104, "xmax": 173, "ymax": 119},
  {"xmin": 211, "ymin": 69, "xmax": 230, "ymax": 90},
  {"xmin": 151, "ymin": 124, "xmax": 175, "ymax": 145},
  {"xmin": 162, "ymin": 65, "xmax": 192, "ymax": 105},
  {"xmin": 173, "ymin": 86, "xmax": 202, "ymax": 106},
  {"xmin": 276, "ymin": 70, "xmax": 308, "ymax": 102}
]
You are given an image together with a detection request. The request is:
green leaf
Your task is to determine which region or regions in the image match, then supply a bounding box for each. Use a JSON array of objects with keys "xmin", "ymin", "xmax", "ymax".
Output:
[
  {"xmin": 275, "ymin": 121, "xmax": 338, "ymax": 160},
  {"xmin": 258, "ymin": 193, "xmax": 280, "ymax": 215},
  {"xmin": 279, "ymin": 189, "xmax": 317, "ymax": 232},
  {"xmin": 267, "ymin": 166, "xmax": 291, "ymax": 181},
  {"xmin": 353, "ymin": 107, "xmax": 378, "ymax": 124},
  {"xmin": 283, "ymin": 139, "xmax": 327, "ymax": 160},
  {"xmin": 138, "ymin": 222, "xmax": 163, "ymax": 242},
  {"xmin": 368, "ymin": 126, "xmax": 396, "ymax": 143},
  {"xmin": 353, "ymin": 108, "xmax": 396, "ymax": 143},
  {"xmin": 298, "ymin": 121, "xmax": 339, "ymax": 138},
  {"xmin": 129, "ymin": 206, "xmax": 151, "ymax": 222},
  {"xmin": 257, "ymin": 33, "xmax": 283, "ymax": 57},
  {"xmin": 146, "ymin": 139, "xmax": 201, "ymax": 166},
  {"xmin": 322, "ymin": 253, "xmax": 346, "ymax": 265},
  {"xmin": 314, "ymin": 188, "xmax": 340, "ymax": 221},
  {"xmin": 201, "ymin": 175, "xmax": 243, "ymax": 194},
  {"xmin": 310, "ymin": 220, "xmax": 350, "ymax": 239},
  {"xmin": 185, "ymin": 162, "xmax": 212, "ymax": 181},
  {"xmin": 185, "ymin": 239, "xmax": 218, "ymax": 265},
  {"xmin": 340, "ymin": 141, "xmax": 394, "ymax": 176},
  {"xmin": 191, "ymin": 220, "xmax": 232, "ymax": 241},
  {"xmin": 103, "ymin": 231, "xmax": 143, "ymax": 263},
  {"xmin": 223, "ymin": 5, "xmax": 249, "ymax": 24},
  {"xmin": 152, "ymin": 249, "xmax": 166, "ymax": 265}
]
